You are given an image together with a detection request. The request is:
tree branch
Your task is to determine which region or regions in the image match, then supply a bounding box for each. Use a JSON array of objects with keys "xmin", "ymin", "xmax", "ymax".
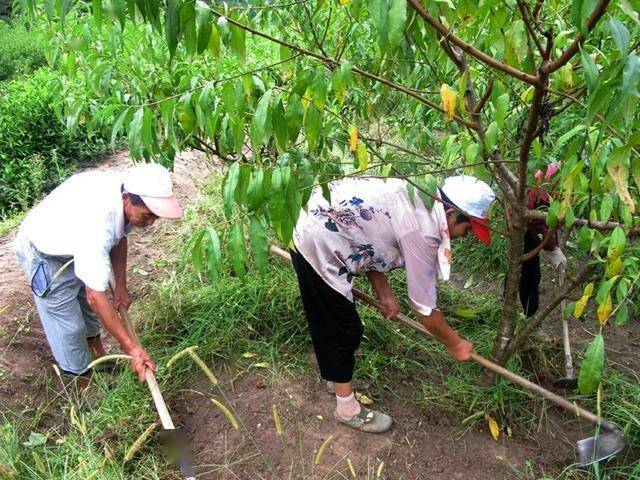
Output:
[
  {"xmin": 472, "ymin": 78, "xmax": 494, "ymax": 114},
  {"xmin": 506, "ymin": 262, "xmax": 597, "ymax": 355},
  {"xmin": 517, "ymin": 1, "xmax": 545, "ymax": 56},
  {"xmin": 526, "ymin": 210, "xmax": 640, "ymax": 236},
  {"xmin": 543, "ymin": 0, "xmax": 611, "ymax": 73},
  {"xmin": 407, "ymin": 0, "xmax": 539, "ymax": 85}
]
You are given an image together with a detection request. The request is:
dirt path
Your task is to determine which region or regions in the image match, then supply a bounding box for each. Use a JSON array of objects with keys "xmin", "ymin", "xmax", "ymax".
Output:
[{"xmin": 0, "ymin": 150, "xmax": 211, "ymax": 411}]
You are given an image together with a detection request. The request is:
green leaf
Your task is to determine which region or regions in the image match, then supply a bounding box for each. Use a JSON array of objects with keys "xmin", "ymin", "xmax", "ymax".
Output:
[
  {"xmin": 247, "ymin": 168, "xmax": 264, "ymax": 212},
  {"xmin": 250, "ymin": 89, "xmax": 273, "ymax": 151},
  {"xmin": 388, "ymin": 0, "xmax": 407, "ymax": 51},
  {"xmin": 304, "ymin": 106, "xmax": 322, "ymax": 151},
  {"xmin": 191, "ymin": 229, "xmax": 206, "ymax": 273},
  {"xmin": 92, "ymin": 0, "xmax": 103, "ymax": 29},
  {"xmin": 236, "ymin": 164, "xmax": 251, "ymax": 206},
  {"xmin": 223, "ymin": 163, "xmax": 240, "ymax": 220},
  {"xmin": 370, "ymin": 0, "xmax": 389, "ymax": 51},
  {"xmin": 196, "ymin": 3, "xmax": 213, "ymax": 54},
  {"xmin": 609, "ymin": 18, "xmax": 630, "ymax": 58},
  {"xmin": 465, "ymin": 142, "xmax": 480, "ymax": 165},
  {"xmin": 249, "ymin": 215, "xmax": 269, "ymax": 276},
  {"xmin": 580, "ymin": 48, "xmax": 599, "ymax": 91},
  {"xmin": 230, "ymin": 24, "xmax": 246, "ymax": 63},
  {"xmin": 110, "ymin": 108, "xmax": 130, "ymax": 148},
  {"xmin": 578, "ymin": 332, "xmax": 605, "ymax": 395},
  {"xmin": 493, "ymin": 93, "xmax": 509, "ymax": 128},
  {"xmin": 600, "ymin": 194, "xmax": 613, "ymax": 221},
  {"xmin": 607, "ymin": 226, "xmax": 627, "ymax": 261},
  {"xmin": 23, "ymin": 432, "xmax": 47, "ymax": 448},
  {"xmin": 311, "ymin": 71, "xmax": 328, "ymax": 110},
  {"xmin": 484, "ymin": 121, "xmax": 498, "ymax": 151},
  {"xmin": 614, "ymin": 303, "xmax": 629, "ymax": 326},
  {"xmin": 576, "ymin": 225, "xmax": 593, "ymax": 252},
  {"xmin": 222, "ymin": 81, "xmax": 237, "ymax": 117},
  {"xmin": 179, "ymin": 0, "xmax": 197, "ymax": 56},
  {"xmin": 208, "ymin": 22, "xmax": 221, "ymax": 58},
  {"xmin": 571, "ymin": 0, "xmax": 597, "ymax": 36},
  {"xmin": 205, "ymin": 227, "xmax": 222, "ymax": 280},
  {"xmin": 228, "ymin": 223, "xmax": 247, "ymax": 279},
  {"xmin": 141, "ymin": 107, "xmax": 154, "ymax": 151},
  {"xmin": 128, "ymin": 108, "xmax": 144, "ymax": 159},
  {"xmin": 286, "ymin": 94, "xmax": 303, "ymax": 143},
  {"xmin": 414, "ymin": 174, "xmax": 437, "ymax": 210},
  {"xmin": 622, "ymin": 54, "xmax": 640, "ymax": 99},
  {"xmin": 272, "ymin": 95, "xmax": 289, "ymax": 154}
]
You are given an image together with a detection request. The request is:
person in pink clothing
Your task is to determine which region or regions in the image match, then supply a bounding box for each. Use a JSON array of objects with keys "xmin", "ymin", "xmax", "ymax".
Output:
[{"xmin": 517, "ymin": 163, "xmax": 567, "ymax": 318}]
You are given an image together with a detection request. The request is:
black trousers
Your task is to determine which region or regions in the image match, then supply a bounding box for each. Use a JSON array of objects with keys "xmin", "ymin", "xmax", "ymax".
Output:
[
  {"xmin": 290, "ymin": 250, "xmax": 364, "ymax": 383},
  {"xmin": 520, "ymin": 232, "xmax": 542, "ymax": 317}
]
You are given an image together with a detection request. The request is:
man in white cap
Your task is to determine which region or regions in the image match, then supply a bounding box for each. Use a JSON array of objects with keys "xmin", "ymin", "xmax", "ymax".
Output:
[
  {"xmin": 14, "ymin": 163, "xmax": 182, "ymax": 384},
  {"xmin": 291, "ymin": 174, "xmax": 495, "ymax": 433}
]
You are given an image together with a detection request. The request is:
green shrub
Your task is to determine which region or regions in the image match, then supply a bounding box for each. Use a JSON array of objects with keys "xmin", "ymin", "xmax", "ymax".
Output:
[
  {"xmin": 0, "ymin": 68, "xmax": 109, "ymax": 217},
  {"xmin": 0, "ymin": 21, "xmax": 46, "ymax": 81}
]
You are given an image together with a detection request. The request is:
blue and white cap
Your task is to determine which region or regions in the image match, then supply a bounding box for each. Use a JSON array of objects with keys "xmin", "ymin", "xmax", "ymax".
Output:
[{"xmin": 441, "ymin": 175, "xmax": 496, "ymax": 244}]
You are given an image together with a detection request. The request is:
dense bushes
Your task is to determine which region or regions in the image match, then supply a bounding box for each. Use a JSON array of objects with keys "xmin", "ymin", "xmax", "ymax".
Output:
[
  {"xmin": 0, "ymin": 22, "xmax": 46, "ymax": 81},
  {"xmin": 0, "ymin": 68, "xmax": 109, "ymax": 217}
]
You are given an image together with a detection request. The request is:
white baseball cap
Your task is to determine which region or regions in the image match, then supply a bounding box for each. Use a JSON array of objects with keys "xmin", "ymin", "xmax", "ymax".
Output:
[
  {"xmin": 441, "ymin": 175, "xmax": 496, "ymax": 244},
  {"xmin": 123, "ymin": 163, "xmax": 182, "ymax": 219}
]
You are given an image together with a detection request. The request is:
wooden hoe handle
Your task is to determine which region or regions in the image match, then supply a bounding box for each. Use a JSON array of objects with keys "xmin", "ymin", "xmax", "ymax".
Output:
[
  {"xmin": 109, "ymin": 282, "xmax": 175, "ymax": 430},
  {"xmin": 269, "ymin": 245, "xmax": 615, "ymax": 432}
]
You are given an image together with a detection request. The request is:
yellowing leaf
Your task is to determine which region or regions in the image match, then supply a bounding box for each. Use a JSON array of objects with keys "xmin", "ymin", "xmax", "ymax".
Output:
[
  {"xmin": 597, "ymin": 294, "xmax": 613, "ymax": 325},
  {"xmin": 348, "ymin": 124, "xmax": 359, "ymax": 152},
  {"xmin": 252, "ymin": 362, "xmax": 270, "ymax": 368},
  {"xmin": 242, "ymin": 352, "xmax": 258, "ymax": 358},
  {"xmin": 607, "ymin": 146, "xmax": 636, "ymax": 214},
  {"xmin": 605, "ymin": 257, "xmax": 623, "ymax": 278},
  {"xmin": 356, "ymin": 142, "xmax": 369, "ymax": 171},
  {"xmin": 574, "ymin": 282, "xmax": 594, "ymax": 318},
  {"xmin": 440, "ymin": 83, "xmax": 457, "ymax": 121},
  {"xmin": 486, "ymin": 415, "xmax": 500, "ymax": 441},
  {"xmin": 340, "ymin": 0, "xmax": 349, "ymax": 5},
  {"xmin": 355, "ymin": 392, "xmax": 374, "ymax": 405}
]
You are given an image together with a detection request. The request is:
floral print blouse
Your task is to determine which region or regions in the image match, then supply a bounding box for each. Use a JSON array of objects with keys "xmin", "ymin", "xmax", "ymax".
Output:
[{"xmin": 293, "ymin": 177, "xmax": 452, "ymax": 315}]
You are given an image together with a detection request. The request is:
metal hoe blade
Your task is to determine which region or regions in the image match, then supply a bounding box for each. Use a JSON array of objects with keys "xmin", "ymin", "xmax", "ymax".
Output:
[
  {"xmin": 577, "ymin": 430, "xmax": 627, "ymax": 467},
  {"xmin": 159, "ymin": 427, "xmax": 197, "ymax": 479},
  {"xmin": 552, "ymin": 377, "xmax": 578, "ymax": 390}
]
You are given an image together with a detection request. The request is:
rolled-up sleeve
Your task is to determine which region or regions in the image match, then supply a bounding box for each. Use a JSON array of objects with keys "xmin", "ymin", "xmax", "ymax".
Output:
[{"xmin": 398, "ymin": 230, "xmax": 439, "ymax": 316}]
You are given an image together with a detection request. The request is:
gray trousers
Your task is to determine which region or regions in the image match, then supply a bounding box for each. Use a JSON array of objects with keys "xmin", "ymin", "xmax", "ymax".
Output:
[{"xmin": 16, "ymin": 244, "xmax": 101, "ymax": 375}]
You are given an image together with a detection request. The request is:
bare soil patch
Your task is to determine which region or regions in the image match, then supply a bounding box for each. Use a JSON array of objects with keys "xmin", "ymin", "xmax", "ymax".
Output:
[{"xmin": 176, "ymin": 370, "xmax": 579, "ymax": 479}]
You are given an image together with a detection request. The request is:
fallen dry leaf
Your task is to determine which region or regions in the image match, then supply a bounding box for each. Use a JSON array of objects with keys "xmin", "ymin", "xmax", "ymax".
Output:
[{"xmin": 355, "ymin": 392, "xmax": 374, "ymax": 405}]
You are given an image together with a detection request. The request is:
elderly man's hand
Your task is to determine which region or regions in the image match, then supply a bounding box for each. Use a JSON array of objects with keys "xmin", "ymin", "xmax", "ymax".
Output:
[{"xmin": 127, "ymin": 344, "xmax": 156, "ymax": 382}]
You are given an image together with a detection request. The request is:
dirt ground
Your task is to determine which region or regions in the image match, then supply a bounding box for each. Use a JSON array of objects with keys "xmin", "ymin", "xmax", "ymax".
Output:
[
  {"xmin": 0, "ymin": 151, "xmax": 635, "ymax": 479},
  {"xmin": 176, "ymin": 372, "xmax": 581, "ymax": 480}
]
